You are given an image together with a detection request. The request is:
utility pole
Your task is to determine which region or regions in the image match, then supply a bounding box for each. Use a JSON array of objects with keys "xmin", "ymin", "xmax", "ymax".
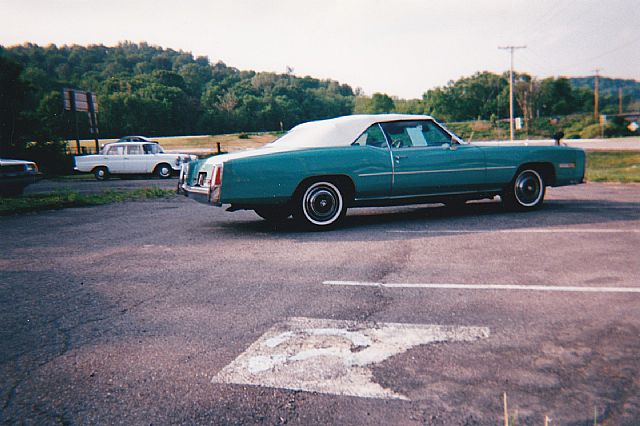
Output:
[
  {"xmin": 618, "ymin": 87, "xmax": 623, "ymax": 114},
  {"xmin": 593, "ymin": 68, "xmax": 601, "ymax": 120},
  {"xmin": 499, "ymin": 45, "xmax": 526, "ymax": 141}
]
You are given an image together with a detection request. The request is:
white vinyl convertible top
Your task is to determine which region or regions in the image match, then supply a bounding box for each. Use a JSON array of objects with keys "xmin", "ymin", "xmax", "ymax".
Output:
[{"xmin": 269, "ymin": 114, "xmax": 435, "ymax": 148}]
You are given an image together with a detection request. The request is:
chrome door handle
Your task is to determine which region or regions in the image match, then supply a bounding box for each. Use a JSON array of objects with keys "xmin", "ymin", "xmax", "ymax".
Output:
[{"xmin": 394, "ymin": 155, "xmax": 408, "ymax": 160}]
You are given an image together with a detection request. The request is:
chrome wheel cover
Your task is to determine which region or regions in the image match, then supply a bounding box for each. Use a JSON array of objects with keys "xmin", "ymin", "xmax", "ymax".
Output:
[
  {"xmin": 159, "ymin": 165, "xmax": 171, "ymax": 177},
  {"xmin": 514, "ymin": 170, "xmax": 543, "ymax": 207},
  {"xmin": 302, "ymin": 182, "xmax": 343, "ymax": 226}
]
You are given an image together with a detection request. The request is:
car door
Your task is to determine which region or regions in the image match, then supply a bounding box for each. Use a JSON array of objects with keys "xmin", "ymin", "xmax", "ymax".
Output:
[
  {"xmin": 103, "ymin": 144, "xmax": 126, "ymax": 173},
  {"xmin": 350, "ymin": 123, "xmax": 393, "ymax": 199},
  {"xmin": 124, "ymin": 144, "xmax": 147, "ymax": 173},
  {"xmin": 380, "ymin": 120, "xmax": 486, "ymax": 197}
]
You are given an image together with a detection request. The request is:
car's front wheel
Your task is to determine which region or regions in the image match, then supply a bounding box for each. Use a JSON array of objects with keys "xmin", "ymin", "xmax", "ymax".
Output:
[
  {"xmin": 94, "ymin": 166, "xmax": 109, "ymax": 181},
  {"xmin": 155, "ymin": 163, "xmax": 173, "ymax": 178},
  {"xmin": 293, "ymin": 180, "xmax": 347, "ymax": 229},
  {"xmin": 502, "ymin": 168, "xmax": 546, "ymax": 211}
]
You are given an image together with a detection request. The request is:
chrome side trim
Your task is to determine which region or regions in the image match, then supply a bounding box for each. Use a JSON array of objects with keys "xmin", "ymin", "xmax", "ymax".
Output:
[
  {"xmin": 358, "ymin": 172, "xmax": 394, "ymax": 177},
  {"xmin": 354, "ymin": 189, "xmax": 502, "ymax": 202},
  {"xmin": 357, "ymin": 165, "xmax": 516, "ymax": 178},
  {"xmin": 486, "ymin": 166, "xmax": 517, "ymax": 170},
  {"xmin": 394, "ymin": 167, "xmax": 486, "ymax": 175}
]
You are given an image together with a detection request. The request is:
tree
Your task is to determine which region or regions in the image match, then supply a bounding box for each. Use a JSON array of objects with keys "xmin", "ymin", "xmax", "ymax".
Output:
[
  {"xmin": 0, "ymin": 54, "xmax": 32, "ymax": 156},
  {"xmin": 538, "ymin": 77, "xmax": 576, "ymax": 116},
  {"xmin": 370, "ymin": 93, "xmax": 395, "ymax": 113}
]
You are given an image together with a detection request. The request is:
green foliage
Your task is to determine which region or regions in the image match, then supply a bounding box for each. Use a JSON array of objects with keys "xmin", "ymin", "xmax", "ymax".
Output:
[
  {"xmin": 354, "ymin": 93, "xmax": 396, "ymax": 114},
  {"xmin": 369, "ymin": 93, "xmax": 395, "ymax": 113},
  {"xmin": 422, "ymin": 72, "xmax": 508, "ymax": 122},
  {"xmin": 0, "ymin": 188, "xmax": 176, "ymax": 215},
  {"xmin": 1, "ymin": 42, "xmax": 355, "ymax": 145},
  {"xmin": 580, "ymin": 123, "xmax": 603, "ymax": 139},
  {"xmin": 0, "ymin": 54, "xmax": 34, "ymax": 156}
]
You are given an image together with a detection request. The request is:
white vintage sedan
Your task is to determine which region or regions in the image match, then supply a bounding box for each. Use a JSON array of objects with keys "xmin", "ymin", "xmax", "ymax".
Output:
[{"xmin": 74, "ymin": 142, "xmax": 196, "ymax": 180}]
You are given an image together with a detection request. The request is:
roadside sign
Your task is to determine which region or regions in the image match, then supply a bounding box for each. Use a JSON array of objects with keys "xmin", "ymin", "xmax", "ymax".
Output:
[
  {"xmin": 62, "ymin": 88, "xmax": 99, "ymax": 153},
  {"xmin": 63, "ymin": 89, "xmax": 99, "ymax": 112}
]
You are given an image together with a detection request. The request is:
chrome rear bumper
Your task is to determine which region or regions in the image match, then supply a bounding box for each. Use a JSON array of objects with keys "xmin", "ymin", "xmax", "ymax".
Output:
[{"xmin": 177, "ymin": 183, "xmax": 210, "ymax": 204}]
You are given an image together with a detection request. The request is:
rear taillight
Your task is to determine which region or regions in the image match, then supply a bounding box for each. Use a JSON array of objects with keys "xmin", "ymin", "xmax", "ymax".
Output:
[
  {"xmin": 209, "ymin": 164, "xmax": 223, "ymax": 205},
  {"xmin": 213, "ymin": 165, "xmax": 222, "ymax": 186}
]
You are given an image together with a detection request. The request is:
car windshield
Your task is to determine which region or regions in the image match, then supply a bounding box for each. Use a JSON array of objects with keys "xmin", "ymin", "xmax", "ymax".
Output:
[{"xmin": 143, "ymin": 143, "xmax": 163, "ymax": 154}]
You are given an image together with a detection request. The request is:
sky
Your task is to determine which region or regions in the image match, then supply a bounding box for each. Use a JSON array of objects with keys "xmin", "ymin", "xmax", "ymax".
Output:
[{"xmin": 1, "ymin": 0, "xmax": 639, "ymax": 99}]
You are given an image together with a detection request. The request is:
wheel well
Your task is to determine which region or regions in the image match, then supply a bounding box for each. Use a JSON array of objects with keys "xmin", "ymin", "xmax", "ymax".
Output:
[
  {"xmin": 517, "ymin": 162, "xmax": 556, "ymax": 186},
  {"xmin": 91, "ymin": 166, "xmax": 108, "ymax": 173},
  {"xmin": 154, "ymin": 163, "xmax": 174, "ymax": 175},
  {"xmin": 294, "ymin": 175, "xmax": 356, "ymax": 205}
]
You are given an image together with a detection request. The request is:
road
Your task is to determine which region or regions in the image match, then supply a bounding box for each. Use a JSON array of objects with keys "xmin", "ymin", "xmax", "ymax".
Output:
[{"xmin": 1, "ymin": 182, "xmax": 639, "ymax": 425}]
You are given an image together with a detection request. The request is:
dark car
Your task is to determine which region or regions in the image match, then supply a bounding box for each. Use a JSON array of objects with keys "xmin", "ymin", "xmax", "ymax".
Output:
[
  {"xmin": 117, "ymin": 136, "xmax": 157, "ymax": 143},
  {"xmin": 0, "ymin": 158, "xmax": 43, "ymax": 196}
]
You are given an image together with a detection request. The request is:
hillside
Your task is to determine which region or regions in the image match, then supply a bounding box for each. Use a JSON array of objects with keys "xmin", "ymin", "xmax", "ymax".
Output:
[{"xmin": 570, "ymin": 76, "xmax": 640, "ymax": 98}]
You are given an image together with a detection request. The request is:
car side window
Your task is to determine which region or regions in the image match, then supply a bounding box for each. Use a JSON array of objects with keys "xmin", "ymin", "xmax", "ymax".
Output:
[
  {"xmin": 143, "ymin": 144, "xmax": 157, "ymax": 154},
  {"xmin": 380, "ymin": 120, "xmax": 452, "ymax": 148},
  {"xmin": 105, "ymin": 145, "xmax": 124, "ymax": 155},
  {"xmin": 127, "ymin": 145, "xmax": 143, "ymax": 155},
  {"xmin": 353, "ymin": 124, "xmax": 388, "ymax": 148}
]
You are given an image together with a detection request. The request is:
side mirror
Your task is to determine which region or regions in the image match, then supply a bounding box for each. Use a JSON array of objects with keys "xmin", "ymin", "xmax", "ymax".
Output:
[{"xmin": 442, "ymin": 143, "xmax": 457, "ymax": 151}]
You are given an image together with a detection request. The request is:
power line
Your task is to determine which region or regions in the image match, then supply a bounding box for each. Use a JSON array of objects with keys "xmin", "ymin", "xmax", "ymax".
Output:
[{"xmin": 518, "ymin": 0, "xmax": 579, "ymax": 46}]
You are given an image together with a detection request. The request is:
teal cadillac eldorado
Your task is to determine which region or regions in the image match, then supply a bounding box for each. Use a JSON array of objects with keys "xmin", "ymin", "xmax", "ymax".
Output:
[{"xmin": 178, "ymin": 114, "xmax": 585, "ymax": 229}]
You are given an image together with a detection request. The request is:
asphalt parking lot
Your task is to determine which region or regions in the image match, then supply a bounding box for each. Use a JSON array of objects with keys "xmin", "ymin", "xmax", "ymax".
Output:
[{"xmin": 1, "ymin": 182, "xmax": 639, "ymax": 425}]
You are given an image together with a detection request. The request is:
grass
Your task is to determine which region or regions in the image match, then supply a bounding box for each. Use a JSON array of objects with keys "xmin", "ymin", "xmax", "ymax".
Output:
[
  {"xmin": 67, "ymin": 133, "xmax": 278, "ymax": 155},
  {"xmin": 0, "ymin": 188, "xmax": 176, "ymax": 216},
  {"xmin": 586, "ymin": 151, "xmax": 640, "ymax": 183}
]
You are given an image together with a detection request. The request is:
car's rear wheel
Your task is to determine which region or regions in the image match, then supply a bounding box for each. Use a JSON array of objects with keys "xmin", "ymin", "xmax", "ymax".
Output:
[
  {"xmin": 293, "ymin": 180, "xmax": 347, "ymax": 229},
  {"xmin": 94, "ymin": 166, "xmax": 109, "ymax": 181},
  {"xmin": 254, "ymin": 205, "xmax": 291, "ymax": 223},
  {"xmin": 155, "ymin": 163, "xmax": 172, "ymax": 178},
  {"xmin": 502, "ymin": 168, "xmax": 546, "ymax": 211}
]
